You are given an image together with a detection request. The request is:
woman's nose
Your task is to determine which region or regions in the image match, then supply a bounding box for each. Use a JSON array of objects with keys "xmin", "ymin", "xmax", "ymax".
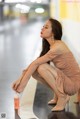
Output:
[
  {"xmin": 41, "ymin": 27, "xmax": 44, "ymax": 31},
  {"xmin": 41, "ymin": 29, "xmax": 43, "ymax": 32}
]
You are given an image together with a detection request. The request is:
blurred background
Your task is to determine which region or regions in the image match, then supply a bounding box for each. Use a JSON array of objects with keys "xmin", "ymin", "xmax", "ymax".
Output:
[
  {"xmin": 0, "ymin": 0, "xmax": 80, "ymax": 119},
  {"xmin": 0, "ymin": 0, "xmax": 80, "ymax": 62}
]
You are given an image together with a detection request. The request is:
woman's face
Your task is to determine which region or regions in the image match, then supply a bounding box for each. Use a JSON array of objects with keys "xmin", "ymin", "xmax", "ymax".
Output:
[{"xmin": 40, "ymin": 20, "xmax": 53, "ymax": 39}]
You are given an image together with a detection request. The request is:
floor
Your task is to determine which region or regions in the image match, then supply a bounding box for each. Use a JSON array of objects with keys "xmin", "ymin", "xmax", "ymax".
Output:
[{"xmin": 0, "ymin": 19, "xmax": 80, "ymax": 119}]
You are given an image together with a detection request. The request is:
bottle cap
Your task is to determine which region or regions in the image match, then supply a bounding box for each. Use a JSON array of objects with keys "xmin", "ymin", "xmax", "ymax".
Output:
[{"xmin": 14, "ymin": 92, "xmax": 19, "ymax": 98}]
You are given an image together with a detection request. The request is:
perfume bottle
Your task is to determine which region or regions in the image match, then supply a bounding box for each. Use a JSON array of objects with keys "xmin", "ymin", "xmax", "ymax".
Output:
[{"xmin": 14, "ymin": 92, "xmax": 20, "ymax": 109}]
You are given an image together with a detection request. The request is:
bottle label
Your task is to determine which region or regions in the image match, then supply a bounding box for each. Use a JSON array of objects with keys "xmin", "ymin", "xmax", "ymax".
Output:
[{"xmin": 14, "ymin": 98, "xmax": 19, "ymax": 109}]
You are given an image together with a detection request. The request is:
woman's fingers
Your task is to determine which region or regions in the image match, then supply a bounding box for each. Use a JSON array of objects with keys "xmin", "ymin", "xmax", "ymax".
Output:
[
  {"xmin": 12, "ymin": 82, "xmax": 16, "ymax": 90},
  {"xmin": 12, "ymin": 77, "xmax": 25, "ymax": 93},
  {"xmin": 14, "ymin": 83, "xmax": 19, "ymax": 90},
  {"xmin": 12, "ymin": 80, "xmax": 21, "ymax": 91}
]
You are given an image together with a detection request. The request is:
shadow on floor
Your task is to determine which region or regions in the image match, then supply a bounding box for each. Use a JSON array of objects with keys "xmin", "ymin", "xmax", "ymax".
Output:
[{"xmin": 48, "ymin": 111, "xmax": 79, "ymax": 119}]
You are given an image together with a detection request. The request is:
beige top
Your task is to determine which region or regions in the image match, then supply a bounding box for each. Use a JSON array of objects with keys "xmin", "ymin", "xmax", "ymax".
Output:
[{"xmin": 26, "ymin": 41, "xmax": 80, "ymax": 95}]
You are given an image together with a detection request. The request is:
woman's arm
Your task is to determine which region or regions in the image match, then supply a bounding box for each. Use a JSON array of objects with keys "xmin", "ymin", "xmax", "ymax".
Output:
[
  {"xmin": 12, "ymin": 47, "xmax": 58, "ymax": 92},
  {"xmin": 22, "ymin": 46, "xmax": 58, "ymax": 79}
]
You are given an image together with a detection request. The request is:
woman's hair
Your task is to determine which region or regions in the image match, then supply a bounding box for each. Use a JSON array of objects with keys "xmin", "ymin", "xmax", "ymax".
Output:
[{"xmin": 40, "ymin": 18, "xmax": 62, "ymax": 57}]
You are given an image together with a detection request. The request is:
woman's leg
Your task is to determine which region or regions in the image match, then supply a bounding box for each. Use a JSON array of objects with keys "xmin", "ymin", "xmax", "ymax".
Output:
[
  {"xmin": 37, "ymin": 63, "xmax": 59, "ymax": 95},
  {"xmin": 32, "ymin": 70, "xmax": 51, "ymax": 87},
  {"xmin": 77, "ymin": 89, "xmax": 80, "ymax": 103},
  {"xmin": 74, "ymin": 89, "xmax": 80, "ymax": 103},
  {"xmin": 48, "ymin": 93, "xmax": 58, "ymax": 105},
  {"xmin": 37, "ymin": 63, "xmax": 70, "ymax": 111},
  {"xmin": 75, "ymin": 65, "xmax": 80, "ymax": 103},
  {"xmin": 32, "ymin": 70, "xmax": 58, "ymax": 105}
]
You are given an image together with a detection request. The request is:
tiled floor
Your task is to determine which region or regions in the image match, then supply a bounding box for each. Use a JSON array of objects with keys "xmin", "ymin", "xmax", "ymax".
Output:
[{"xmin": 0, "ymin": 19, "xmax": 80, "ymax": 119}]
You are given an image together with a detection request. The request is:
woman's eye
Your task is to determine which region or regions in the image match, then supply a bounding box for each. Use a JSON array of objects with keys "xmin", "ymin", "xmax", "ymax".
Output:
[
  {"xmin": 45, "ymin": 26, "xmax": 48, "ymax": 29},
  {"xmin": 42, "ymin": 25, "xmax": 48, "ymax": 29}
]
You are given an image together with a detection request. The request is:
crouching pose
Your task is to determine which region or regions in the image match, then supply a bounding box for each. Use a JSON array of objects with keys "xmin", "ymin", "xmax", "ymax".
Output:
[{"xmin": 12, "ymin": 18, "xmax": 80, "ymax": 111}]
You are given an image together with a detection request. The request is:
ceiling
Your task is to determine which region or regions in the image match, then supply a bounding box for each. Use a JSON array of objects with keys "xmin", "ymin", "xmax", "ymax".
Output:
[{"xmin": 4, "ymin": 0, "xmax": 50, "ymax": 4}]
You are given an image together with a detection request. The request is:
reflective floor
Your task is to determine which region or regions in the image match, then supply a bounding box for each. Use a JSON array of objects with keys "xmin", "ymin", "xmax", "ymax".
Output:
[{"xmin": 0, "ymin": 19, "xmax": 80, "ymax": 119}]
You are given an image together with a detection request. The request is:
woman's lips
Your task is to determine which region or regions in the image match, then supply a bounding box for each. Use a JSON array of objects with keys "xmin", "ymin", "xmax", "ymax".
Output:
[{"xmin": 41, "ymin": 31, "xmax": 43, "ymax": 34}]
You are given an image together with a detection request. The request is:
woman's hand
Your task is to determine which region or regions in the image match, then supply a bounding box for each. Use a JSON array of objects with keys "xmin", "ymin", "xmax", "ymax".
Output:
[
  {"xmin": 12, "ymin": 71, "xmax": 28, "ymax": 93},
  {"xmin": 12, "ymin": 78, "xmax": 27, "ymax": 93},
  {"xmin": 12, "ymin": 69, "xmax": 28, "ymax": 92},
  {"xmin": 12, "ymin": 78, "xmax": 22, "ymax": 92}
]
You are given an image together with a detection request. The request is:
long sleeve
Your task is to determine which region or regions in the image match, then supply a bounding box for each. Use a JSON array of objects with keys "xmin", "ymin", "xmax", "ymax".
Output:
[{"xmin": 23, "ymin": 47, "xmax": 58, "ymax": 80}]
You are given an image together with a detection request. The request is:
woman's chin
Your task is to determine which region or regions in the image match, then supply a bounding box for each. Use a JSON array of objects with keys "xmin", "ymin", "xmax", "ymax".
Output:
[
  {"xmin": 40, "ymin": 35, "xmax": 45, "ymax": 39},
  {"xmin": 40, "ymin": 35, "xmax": 42, "ymax": 38}
]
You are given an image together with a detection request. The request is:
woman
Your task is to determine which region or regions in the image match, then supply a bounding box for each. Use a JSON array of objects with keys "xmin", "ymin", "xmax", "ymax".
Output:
[
  {"xmin": 74, "ymin": 89, "xmax": 80, "ymax": 103},
  {"xmin": 12, "ymin": 18, "xmax": 80, "ymax": 111}
]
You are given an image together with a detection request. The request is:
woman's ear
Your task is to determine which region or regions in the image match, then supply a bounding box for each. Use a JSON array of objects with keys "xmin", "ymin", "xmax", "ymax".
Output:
[{"xmin": 51, "ymin": 34, "xmax": 54, "ymax": 40}]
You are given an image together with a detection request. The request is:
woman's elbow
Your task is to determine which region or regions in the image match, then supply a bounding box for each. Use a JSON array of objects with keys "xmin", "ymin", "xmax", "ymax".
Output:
[{"xmin": 32, "ymin": 61, "xmax": 39, "ymax": 68}]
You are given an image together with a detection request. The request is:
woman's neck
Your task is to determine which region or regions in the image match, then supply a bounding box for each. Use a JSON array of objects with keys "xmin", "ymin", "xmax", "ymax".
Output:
[{"xmin": 46, "ymin": 38, "xmax": 55, "ymax": 47}]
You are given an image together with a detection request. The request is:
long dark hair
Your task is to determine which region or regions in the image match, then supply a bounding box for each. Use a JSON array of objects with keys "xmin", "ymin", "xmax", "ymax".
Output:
[{"xmin": 40, "ymin": 18, "xmax": 62, "ymax": 57}]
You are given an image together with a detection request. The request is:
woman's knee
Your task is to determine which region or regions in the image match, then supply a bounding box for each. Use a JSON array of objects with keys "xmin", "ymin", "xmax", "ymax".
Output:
[
  {"xmin": 37, "ymin": 63, "xmax": 48, "ymax": 73},
  {"xmin": 37, "ymin": 63, "xmax": 57, "ymax": 78},
  {"xmin": 32, "ymin": 71, "xmax": 38, "ymax": 79}
]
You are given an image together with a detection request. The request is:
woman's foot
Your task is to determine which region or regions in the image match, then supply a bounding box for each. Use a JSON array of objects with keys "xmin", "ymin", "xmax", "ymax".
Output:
[
  {"xmin": 51, "ymin": 95, "xmax": 70, "ymax": 111},
  {"xmin": 48, "ymin": 99, "xmax": 57, "ymax": 105},
  {"xmin": 74, "ymin": 100, "xmax": 79, "ymax": 104},
  {"xmin": 48, "ymin": 93, "xmax": 58, "ymax": 105}
]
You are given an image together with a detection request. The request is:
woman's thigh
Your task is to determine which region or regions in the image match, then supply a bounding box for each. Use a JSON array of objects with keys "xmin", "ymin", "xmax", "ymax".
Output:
[
  {"xmin": 37, "ymin": 63, "xmax": 58, "ymax": 79},
  {"xmin": 32, "ymin": 70, "xmax": 50, "ymax": 86}
]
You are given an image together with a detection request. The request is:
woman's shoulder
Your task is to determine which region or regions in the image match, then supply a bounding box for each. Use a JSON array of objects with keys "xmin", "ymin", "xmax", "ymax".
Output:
[
  {"xmin": 51, "ymin": 40, "xmax": 63, "ymax": 49},
  {"xmin": 55, "ymin": 40, "xmax": 65, "ymax": 45},
  {"xmin": 55, "ymin": 40, "xmax": 69, "ymax": 48},
  {"xmin": 50, "ymin": 40, "xmax": 70, "ymax": 52}
]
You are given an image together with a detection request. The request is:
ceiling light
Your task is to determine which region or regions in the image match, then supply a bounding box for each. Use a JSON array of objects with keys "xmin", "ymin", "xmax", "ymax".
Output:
[
  {"xmin": 36, "ymin": 0, "xmax": 42, "ymax": 3},
  {"xmin": 15, "ymin": 4, "xmax": 30, "ymax": 12},
  {"xmin": 30, "ymin": 0, "xmax": 36, "ymax": 3},
  {"xmin": 5, "ymin": 0, "xmax": 26, "ymax": 3},
  {"xmin": 35, "ymin": 8, "xmax": 45, "ymax": 13},
  {"xmin": 21, "ymin": 9, "xmax": 29, "ymax": 13}
]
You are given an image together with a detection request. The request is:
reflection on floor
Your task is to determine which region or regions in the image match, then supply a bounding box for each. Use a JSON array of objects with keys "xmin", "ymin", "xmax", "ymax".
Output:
[
  {"xmin": 48, "ymin": 111, "xmax": 79, "ymax": 119},
  {"xmin": 15, "ymin": 110, "xmax": 21, "ymax": 119},
  {"xmin": 0, "ymin": 19, "xmax": 80, "ymax": 119}
]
